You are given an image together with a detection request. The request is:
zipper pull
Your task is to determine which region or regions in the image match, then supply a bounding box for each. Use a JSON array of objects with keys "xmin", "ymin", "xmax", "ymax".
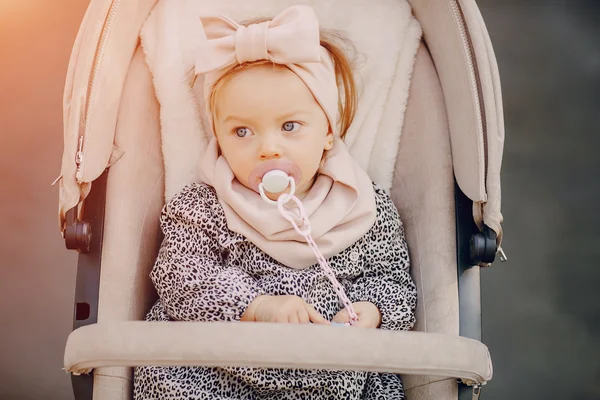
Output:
[
  {"xmin": 75, "ymin": 135, "xmax": 85, "ymax": 181},
  {"xmin": 472, "ymin": 383, "xmax": 482, "ymax": 400},
  {"xmin": 497, "ymin": 246, "xmax": 508, "ymax": 262},
  {"xmin": 76, "ymin": 135, "xmax": 84, "ymax": 165}
]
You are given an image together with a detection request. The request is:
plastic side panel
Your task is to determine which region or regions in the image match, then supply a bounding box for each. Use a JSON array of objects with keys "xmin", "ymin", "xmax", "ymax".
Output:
[
  {"xmin": 455, "ymin": 181, "xmax": 484, "ymax": 399},
  {"xmin": 70, "ymin": 171, "xmax": 108, "ymax": 400},
  {"xmin": 455, "ymin": 181, "xmax": 482, "ymax": 341}
]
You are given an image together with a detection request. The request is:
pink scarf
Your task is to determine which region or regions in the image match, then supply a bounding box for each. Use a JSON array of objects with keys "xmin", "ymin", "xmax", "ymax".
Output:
[{"xmin": 200, "ymin": 137, "xmax": 375, "ymax": 269}]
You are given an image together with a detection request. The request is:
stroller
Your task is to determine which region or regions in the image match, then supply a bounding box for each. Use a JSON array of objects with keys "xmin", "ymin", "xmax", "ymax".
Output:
[{"xmin": 57, "ymin": 0, "xmax": 505, "ymax": 399}]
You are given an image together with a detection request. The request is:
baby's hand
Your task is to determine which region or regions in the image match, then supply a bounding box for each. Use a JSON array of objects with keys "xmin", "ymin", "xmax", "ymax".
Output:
[
  {"xmin": 242, "ymin": 295, "xmax": 330, "ymax": 325},
  {"xmin": 332, "ymin": 302, "xmax": 382, "ymax": 328}
]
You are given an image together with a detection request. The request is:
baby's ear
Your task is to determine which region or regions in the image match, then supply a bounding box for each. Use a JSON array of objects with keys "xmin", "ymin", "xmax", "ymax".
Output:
[{"xmin": 324, "ymin": 132, "xmax": 334, "ymax": 150}]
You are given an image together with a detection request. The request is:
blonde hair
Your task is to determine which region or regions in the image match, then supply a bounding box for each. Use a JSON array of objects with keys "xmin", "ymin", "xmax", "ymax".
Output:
[{"xmin": 206, "ymin": 21, "xmax": 357, "ymax": 140}]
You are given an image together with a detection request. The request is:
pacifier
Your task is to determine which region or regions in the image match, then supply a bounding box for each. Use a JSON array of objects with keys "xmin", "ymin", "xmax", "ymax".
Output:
[{"xmin": 258, "ymin": 170, "xmax": 296, "ymax": 205}]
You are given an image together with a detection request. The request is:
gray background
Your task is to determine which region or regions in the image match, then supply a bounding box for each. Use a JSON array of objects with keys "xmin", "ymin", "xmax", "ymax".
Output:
[
  {"xmin": 477, "ymin": 1, "xmax": 600, "ymax": 398},
  {"xmin": 0, "ymin": 0, "xmax": 598, "ymax": 399}
]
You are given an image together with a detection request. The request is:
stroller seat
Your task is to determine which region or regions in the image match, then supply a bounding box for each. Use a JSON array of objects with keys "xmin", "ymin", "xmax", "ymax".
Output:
[{"xmin": 58, "ymin": 1, "xmax": 505, "ymax": 400}]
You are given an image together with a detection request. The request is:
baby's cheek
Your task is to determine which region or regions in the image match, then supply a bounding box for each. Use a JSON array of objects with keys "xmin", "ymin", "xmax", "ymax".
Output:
[
  {"xmin": 302, "ymin": 152, "xmax": 325, "ymax": 179},
  {"xmin": 228, "ymin": 161, "xmax": 251, "ymax": 188},
  {"xmin": 299, "ymin": 168, "xmax": 319, "ymax": 188}
]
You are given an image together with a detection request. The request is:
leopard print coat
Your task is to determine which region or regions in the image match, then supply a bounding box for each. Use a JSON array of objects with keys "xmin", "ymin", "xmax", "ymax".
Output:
[{"xmin": 133, "ymin": 182, "xmax": 417, "ymax": 399}]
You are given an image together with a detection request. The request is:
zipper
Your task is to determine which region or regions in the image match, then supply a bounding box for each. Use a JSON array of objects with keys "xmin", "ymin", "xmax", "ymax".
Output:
[
  {"xmin": 76, "ymin": 135, "xmax": 85, "ymax": 165},
  {"xmin": 449, "ymin": 0, "xmax": 487, "ymax": 196},
  {"xmin": 76, "ymin": 0, "xmax": 123, "ymax": 182}
]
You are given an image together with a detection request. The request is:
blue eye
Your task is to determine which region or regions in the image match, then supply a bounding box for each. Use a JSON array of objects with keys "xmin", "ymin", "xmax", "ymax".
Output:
[
  {"xmin": 282, "ymin": 121, "xmax": 300, "ymax": 132},
  {"xmin": 235, "ymin": 127, "xmax": 251, "ymax": 137}
]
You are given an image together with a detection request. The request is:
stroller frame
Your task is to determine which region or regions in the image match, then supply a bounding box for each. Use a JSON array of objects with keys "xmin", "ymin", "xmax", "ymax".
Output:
[{"xmin": 59, "ymin": 1, "xmax": 505, "ymax": 399}]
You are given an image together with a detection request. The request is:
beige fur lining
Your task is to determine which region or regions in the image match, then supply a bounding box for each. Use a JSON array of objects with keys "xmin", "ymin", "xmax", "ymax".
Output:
[{"xmin": 140, "ymin": 0, "xmax": 422, "ymax": 200}]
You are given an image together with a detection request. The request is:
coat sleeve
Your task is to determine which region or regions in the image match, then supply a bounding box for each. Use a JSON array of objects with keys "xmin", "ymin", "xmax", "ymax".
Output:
[
  {"xmin": 347, "ymin": 187, "xmax": 417, "ymax": 331},
  {"xmin": 150, "ymin": 184, "xmax": 262, "ymax": 322}
]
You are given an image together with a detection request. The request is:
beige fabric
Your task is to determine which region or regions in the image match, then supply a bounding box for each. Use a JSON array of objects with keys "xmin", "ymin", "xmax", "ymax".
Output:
[
  {"xmin": 91, "ymin": 46, "xmax": 164, "ymax": 400},
  {"xmin": 408, "ymin": 0, "xmax": 505, "ymax": 241},
  {"xmin": 58, "ymin": 0, "xmax": 158, "ymax": 231},
  {"xmin": 391, "ymin": 43, "xmax": 460, "ymax": 399},
  {"xmin": 394, "ymin": 43, "xmax": 459, "ymax": 335},
  {"xmin": 405, "ymin": 378, "xmax": 458, "ymax": 400},
  {"xmin": 65, "ymin": 322, "xmax": 493, "ymax": 384},
  {"xmin": 408, "ymin": 0, "xmax": 485, "ymax": 204},
  {"xmin": 139, "ymin": 0, "xmax": 421, "ymax": 201},
  {"xmin": 458, "ymin": 0, "xmax": 505, "ymax": 242},
  {"xmin": 202, "ymin": 137, "xmax": 377, "ymax": 269},
  {"xmin": 92, "ymin": 369, "xmax": 132, "ymax": 400}
]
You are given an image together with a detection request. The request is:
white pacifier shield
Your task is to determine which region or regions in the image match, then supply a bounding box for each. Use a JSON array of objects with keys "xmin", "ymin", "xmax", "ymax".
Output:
[{"xmin": 261, "ymin": 170, "xmax": 290, "ymax": 193}]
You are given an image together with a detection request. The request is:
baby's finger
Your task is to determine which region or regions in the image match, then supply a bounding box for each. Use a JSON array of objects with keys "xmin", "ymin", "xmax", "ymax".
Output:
[
  {"xmin": 332, "ymin": 309, "xmax": 349, "ymax": 323},
  {"xmin": 297, "ymin": 309, "xmax": 310, "ymax": 324},
  {"xmin": 274, "ymin": 314, "xmax": 288, "ymax": 323},
  {"xmin": 352, "ymin": 317, "xmax": 377, "ymax": 329},
  {"xmin": 352, "ymin": 318, "xmax": 368, "ymax": 328},
  {"xmin": 288, "ymin": 313, "xmax": 300, "ymax": 324},
  {"xmin": 305, "ymin": 304, "xmax": 329, "ymax": 325}
]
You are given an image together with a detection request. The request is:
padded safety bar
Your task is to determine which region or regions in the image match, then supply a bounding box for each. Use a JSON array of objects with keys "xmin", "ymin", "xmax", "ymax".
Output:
[{"xmin": 64, "ymin": 322, "xmax": 492, "ymax": 385}]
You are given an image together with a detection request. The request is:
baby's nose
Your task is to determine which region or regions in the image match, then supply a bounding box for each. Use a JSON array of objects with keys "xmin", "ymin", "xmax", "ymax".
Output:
[{"xmin": 259, "ymin": 136, "xmax": 282, "ymax": 159}]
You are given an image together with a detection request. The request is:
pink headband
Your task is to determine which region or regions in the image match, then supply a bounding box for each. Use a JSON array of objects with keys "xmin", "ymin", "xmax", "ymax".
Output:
[{"xmin": 195, "ymin": 5, "xmax": 339, "ymax": 135}]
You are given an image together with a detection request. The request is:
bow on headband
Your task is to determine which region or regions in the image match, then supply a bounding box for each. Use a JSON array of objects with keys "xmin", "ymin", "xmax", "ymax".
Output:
[
  {"xmin": 195, "ymin": 5, "xmax": 339, "ymax": 135},
  {"xmin": 195, "ymin": 6, "xmax": 322, "ymax": 73}
]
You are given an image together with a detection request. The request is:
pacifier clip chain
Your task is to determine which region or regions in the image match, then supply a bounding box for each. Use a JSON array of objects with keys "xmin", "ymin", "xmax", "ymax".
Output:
[{"xmin": 259, "ymin": 170, "xmax": 358, "ymax": 326}]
